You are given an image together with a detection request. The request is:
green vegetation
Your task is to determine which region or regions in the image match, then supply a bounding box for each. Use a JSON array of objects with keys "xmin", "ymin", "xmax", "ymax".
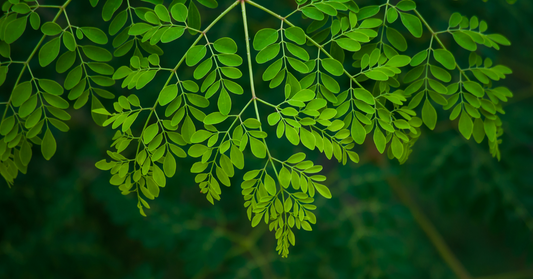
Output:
[{"xmin": 1, "ymin": 0, "xmax": 532, "ymax": 278}]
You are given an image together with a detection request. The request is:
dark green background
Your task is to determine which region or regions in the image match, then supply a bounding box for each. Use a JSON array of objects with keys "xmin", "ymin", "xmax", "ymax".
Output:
[{"xmin": 1, "ymin": 0, "xmax": 532, "ymax": 278}]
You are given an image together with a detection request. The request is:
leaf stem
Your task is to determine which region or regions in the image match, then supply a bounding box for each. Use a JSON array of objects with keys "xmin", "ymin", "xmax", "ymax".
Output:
[
  {"xmin": 241, "ymin": 0, "xmax": 256, "ymax": 99},
  {"xmin": 241, "ymin": 0, "xmax": 286, "ymax": 240},
  {"xmin": 241, "ymin": 1, "xmax": 278, "ymax": 174},
  {"xmin": 255, "ymin": 98, "xmax": 277, "ymax": 108}
]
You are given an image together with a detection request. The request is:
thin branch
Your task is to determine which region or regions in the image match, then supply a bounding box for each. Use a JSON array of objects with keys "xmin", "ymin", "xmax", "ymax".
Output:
[{"xmin": 241, "ymin": 0, "xmax": 257, "ymax": 99}]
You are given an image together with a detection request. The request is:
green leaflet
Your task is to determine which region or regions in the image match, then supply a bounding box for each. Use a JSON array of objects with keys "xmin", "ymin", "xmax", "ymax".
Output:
[
  {"xmin": 488, "ymin": 34, "xmax": 511, "ymax": 46},
  {"xmin": 253, "ymin": 28, "xmax": 278, "ymax": 50},
  {"xmin": 263, "ymin": 58, "xmax": 283, "ymax": 81},
  {"xmin": 473, "ymin": 117, "xmax": 485, "ymax": 143},
  {"xmin": 321, "ymin": 73, "xmax": 340, "ymax": 93},
  {"xmin": 129, "ymin": 23, "xmax": 152, "ymax": 35},
  {"xmin": 314, "ymin": 183, "xmax": 332, "ymax": 199},
  {"xmin": 82, "ymin": 45, "xmax": 112, "ymax": 62},
  {"xmin": 449, "ymin": 12, "xmax": 462, "ymax": 28},
  {"xmin": 287, "ymin": 57, "xmax": 309, "ymax": 73},
  {"xmin": 204, "ymin": 112, "xmax": 227, "ymax": 125},
  {"xmin": 373, "ymin": 128, "xmax": 386, "ymax": 154},
  {"xmin": 365, "ymin": 70, "xmax": 388, "ymax": 81},
  {"xmin": 87, "ymin": 62, "xmax": 115, "ymax": 75},
  {"xmin": 214, "ymin": 37, "xmax": 237, "ymax": 54},
  {"xmin": 386, "ymin": 55, "xmax": 411, "ymax": 67},
  {"xmin": 39, "ymin": 79, "xmax": 64, "ymax": 95},
  {"xmin": 249, "ymin": 137, "xmax": 266, "ymax": 159},
  {"xmin": 386, "ymin": 27, "xmax": 407, "ymax": 52},
  {"xmin": 285, "ymin": 43, "xmax": 309, "ymax": 61},
  {"xmin": 264, "ymin": 174, "xmax": 276, "ymax": 196},
  {"xmin": 154, "ymin": 4, "xmax": 171, "ymax": 22},
  {"xmin": 136, "ymin": 70, "xmax": 157, "ymax": 89},
  {"xmin": 321, "ymin": 58, "xmax": 344, "ymax": 76},
  {"xmin": 463, "ymin": 81, "xmax": 485, "ymax": 97},
  {"xmin": 217, "ymin": 54, "xmax": 243, "ymax": 67},
  {"xmin": 5, "ymin": 16, "xmax": 27, "ymax": 44},
  {"xmin": 459, "ymin": 111, "xmax": 473, "ymax": 140},
  {"xmin": 171, "ymin": 3, "xmax": 188, "ymax": 22},
  {"xmin": 64, "ymin": 66, "xmax": 83, "ymax": 90},
  {"xmin": 429, "ymin": 65, "xmax": 452, "ymax": 83},
  {"xmin": 387, "ymin": 7, "xmax": 399, "ymax": 23},
  {"xmin": 81, "ymin": 27, "xmax": 108, "ymax": 44},
  {"xmin": 41, "ymin": 22, "xmax": 62, "ymax": 36},
  {"xmin": 453, "ymin": 31, "xmax": 477, "ymax": 51},
  {"xmin": 12, "ymin": 81, "xmax": 32, "ymax": 107},
  {"xmin": 43, "ymin": 92, "xmax": 69, "ymax": 109},
  {"xmin": 197, "ymin": 0, "xmax": 218, "ymax": 9},
  {"xmin": 39, "ymin": 37, "xmax": 61, "ymax": 67},
  {"xmin": 315, "ymin": 3, "xmax": 337, "ymax": 16},
  {"xmin": 29, "ymin": 12, "xmax": 41, "ymax": 30},
  {"xmin": 396, "ymin": 0, "xmax": 416, "ymax": 11},
  {"xmin": 391, "ymin": 135, "xmax": 404, "ymax": 159},
  {"xmin": 159, "ymin": 84, "xmax": 178, "ymax": 106},
  {"xmin": 432, "ymin": 49, "xmax": 456, "ymax": 70},
  {"xmin": 161, "ymin": 26, "xmax": 185, "ymax": 43},
  {"xmin": 63, "ymin": 31, "xmax": 77, "ymax": 51},
  {"xmin": 422, "ymin": 98, "xmax": 437, "ymax": 130},
  {"xmin": 256, "ymin": 43, "xmax": 280, "ymax": 64},
  {"xmin": 351, "ymin": 118, "xmax": 366, "ymax": 144},
  {"xmin": 335, "ymin": 38, "xmax": 361, "ymax": 52},
  {"xmin": 358, "ymin": 6, "xmax": 380, "ymax": 19},
  {"xmin": 102, "ymin": 0, "xmax": 123, "ymax": 21},
  {"xmin": 41, "ymin": 128, "xmax": 57, "ymax": 161},
  {"xmin": 217, "ymin": 88, "xmax": 231, "ymax": 115},
  {"xmin": 400, "ymin": 12, "xmax": 422, "ymax": 38},
  {"xmin": 109, "ymin": 10, "xmax": 127, "ymax": 36},
  {"xmin": 302, "ymin": 7, "xmax": 324, "ymax": 21},
  {"xmin": 12, "ymin": 3, "xmax": 31, "ymax": 14},
  {"xmin": 186, "ymin": 45, "xmax": 207, "ymax": 66},
  {"xmin": 194, "ymin": 58, "xmax": 212, "ymax": 79},
  {"xmin": 230, "ymin": 145, "xmax": 244, "ymax": 169},
  {"xmin": 284, "ymin": 26, "xmax": 306, "ymax": 45}
]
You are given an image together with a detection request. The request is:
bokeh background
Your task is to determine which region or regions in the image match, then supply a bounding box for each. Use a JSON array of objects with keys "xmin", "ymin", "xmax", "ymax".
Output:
[{"xmin": 1, "ymin": 0, "xmax": 533, "ymax": 278}]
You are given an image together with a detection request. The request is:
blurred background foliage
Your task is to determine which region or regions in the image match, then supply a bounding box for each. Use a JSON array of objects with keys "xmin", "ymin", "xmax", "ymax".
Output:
[{"xmin": 1, "ymin": 0, "xmax": 533, "ymax": 278}]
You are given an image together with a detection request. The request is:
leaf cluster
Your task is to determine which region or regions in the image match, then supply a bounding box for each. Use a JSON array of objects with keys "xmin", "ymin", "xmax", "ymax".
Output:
[{"xmin": 0, "ymin": 0, "xmax": 514, "ymax": 257}]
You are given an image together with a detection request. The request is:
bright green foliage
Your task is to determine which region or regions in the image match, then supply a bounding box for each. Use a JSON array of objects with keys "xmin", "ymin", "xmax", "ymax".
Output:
[
  {"xmin": 0, "ymin": 0, "xmax": 514, "ymax": 258},
  {"xmin": 0, "ymin": 0, "xmax": 116, "ymax": 186}
]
